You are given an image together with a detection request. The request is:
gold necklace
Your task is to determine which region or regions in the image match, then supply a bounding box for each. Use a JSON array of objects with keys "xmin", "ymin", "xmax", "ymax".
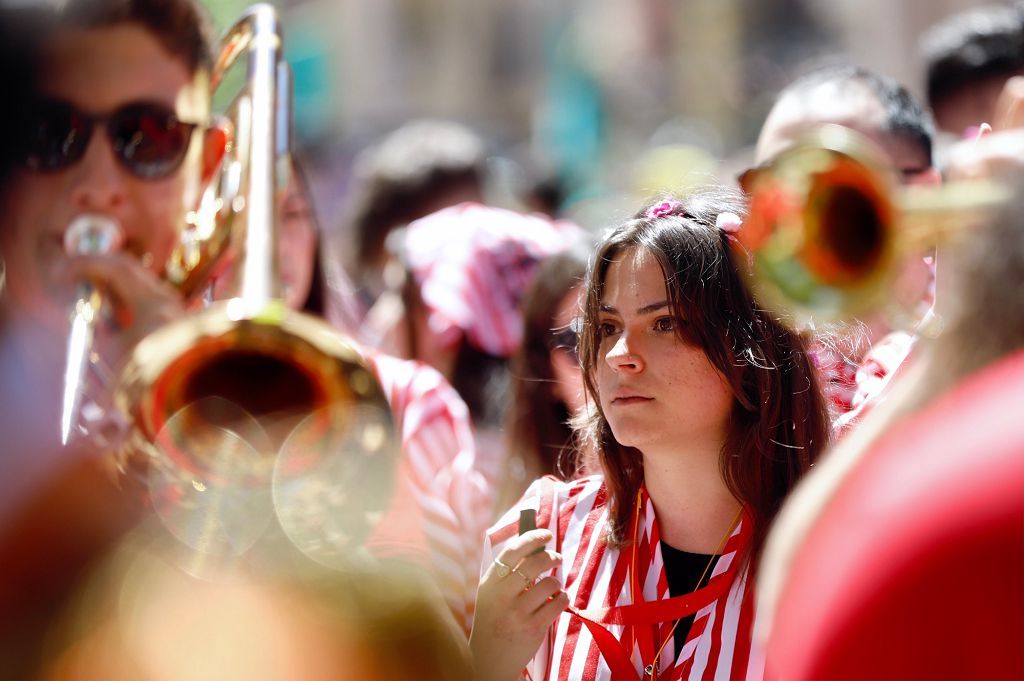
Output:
[{"xmin": 633, "ymin": 492, "xmax": 742, "ymax": 680}]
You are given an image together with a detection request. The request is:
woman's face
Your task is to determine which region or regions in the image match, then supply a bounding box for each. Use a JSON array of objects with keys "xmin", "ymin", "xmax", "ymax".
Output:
[
  {"xmin": 277, "ymin": 177, "xmax": 317, "ymax": 310},
  {"xmin": 548, "ymin": 283, "xmax": 586, "ymax": 415},
  {"xmin": 594, "ymin": 247, "xmax": 733, "ymax": 455}
]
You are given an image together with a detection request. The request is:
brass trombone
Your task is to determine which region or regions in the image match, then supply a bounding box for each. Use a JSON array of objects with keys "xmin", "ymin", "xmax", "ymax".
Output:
[
  {"xmin": 66, "ymin": 5, "xmax": 397, "ymax": 562},
  {"xmin": 738, "ymin": 124, "xmax": 1010, "ymax": 326}
]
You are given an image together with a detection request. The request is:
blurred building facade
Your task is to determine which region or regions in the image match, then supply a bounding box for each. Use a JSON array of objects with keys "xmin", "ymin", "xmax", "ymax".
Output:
[{"xmin": 201, "ymin": 0, "xmax": 995, "ymax": 228}]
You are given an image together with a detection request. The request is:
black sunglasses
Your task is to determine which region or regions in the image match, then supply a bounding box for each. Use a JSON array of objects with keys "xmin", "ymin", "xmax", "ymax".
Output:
[
  {"xmin": 20, "ymin": 98, "xmax": 201, "ymax": 180},
  {"xmin": 547, "ymin": 326, "xmax": 579, "ymax": 362}
]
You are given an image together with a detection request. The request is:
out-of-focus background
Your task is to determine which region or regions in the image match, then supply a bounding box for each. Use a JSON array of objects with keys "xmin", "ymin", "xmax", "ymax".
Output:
[{"xmin": 202, "ymin": 0, "xmax": 997, "ymax": 232}]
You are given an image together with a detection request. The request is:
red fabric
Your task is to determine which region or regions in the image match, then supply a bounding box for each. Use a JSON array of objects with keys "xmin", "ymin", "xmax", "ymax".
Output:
[{"xmin": 765, "ymin": 350, "xmax": 1024, "ymax": 680}]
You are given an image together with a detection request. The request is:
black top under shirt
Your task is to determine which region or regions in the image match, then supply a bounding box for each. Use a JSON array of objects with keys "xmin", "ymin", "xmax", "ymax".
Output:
[{"xmin": 660, "ymin": 542, "xmax": 719, "ymax": 658}]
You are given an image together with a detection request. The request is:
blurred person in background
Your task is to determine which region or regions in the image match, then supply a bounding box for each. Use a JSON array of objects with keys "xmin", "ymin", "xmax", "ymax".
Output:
[
  {"xmin": 517, "ymin": 154, "xmax": 570, "ymax": 219},
  {"xmin": 749, "ymin": 64, "xmax": 940, "ymax": 425},
  {"xmin": 470, "ymin": 189, "xmax": 829, "ymax": 681},
  {"xmin": 278, "ymin": 160, "xmax": 326, "ymax": 315},
  {"xmin": 499, "ymin": 245, "xmax": 591, "ymax": 514},
  {"xmin": 361, "ymin": 203, "xmax": 585, "ymax": 624},
  {"xmin": 234, "ymin": 152, "xmax": 489, "ymax": 630},
  {"xmin": 340, "ymin": 119, "xmax": 487, "ymax": 343},
  {"xmin": 921, "ymin": 3, "xmax": 1024, "ymax": 142},
  {"xmin": 0, "ymin": 0, "xmax": 225, "ymax": 675},
  {"xmin": 382, "ymin": 202, "xmax": 582, "ymax": 492},
  {"xmin": 209, "ymin": 153, "xmax": 489, "ymax": 634},
  {"xmin": 212, "ymin": 157, "xmax": 327, "ymax": 314},
  {"xmin": 757, "ymin": 121, "xmax": 1024, "ymax": 681}
]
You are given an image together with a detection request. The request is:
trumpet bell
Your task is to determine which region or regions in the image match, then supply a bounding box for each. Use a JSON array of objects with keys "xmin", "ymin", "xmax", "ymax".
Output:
[
  {"xmin": 114, "ymin": 299, "xmax": 396, "ymax": 480},
  {"xmin": 739, "ymin": 124, "xmax": 898, "ymax": 326},
  {"xmin": 113, "ymin": 300, "xmax": 401, "ymax": 564},
  {"xmin": 739, "ymin": 124, "xmax": 1008, "ymax": 326}
]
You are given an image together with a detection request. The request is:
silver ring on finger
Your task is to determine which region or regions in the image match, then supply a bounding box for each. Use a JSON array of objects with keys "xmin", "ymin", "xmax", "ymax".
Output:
[
  {"xmin": 493, "ymin": 557, "xmax": 513, "ymax": 579},
  {"xmin": 512, "ymin": 567, "xmax": 534, "ymax": 589}
]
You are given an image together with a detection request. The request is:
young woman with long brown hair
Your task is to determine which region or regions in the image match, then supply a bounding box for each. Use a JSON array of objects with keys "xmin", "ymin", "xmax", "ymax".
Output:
[{"xmin": 469, "ymin": 187, "xmax": 830, "ymax": 681}]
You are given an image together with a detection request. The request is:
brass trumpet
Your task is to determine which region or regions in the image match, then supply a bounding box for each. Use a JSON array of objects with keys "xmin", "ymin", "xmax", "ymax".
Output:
[
  {"xmin": 87, "ymin": 5, "xmax": 397, "ymax": 563},
  {"xmin": 738, "ymin": 124, "xmax": 1010, "ymax": 326}
]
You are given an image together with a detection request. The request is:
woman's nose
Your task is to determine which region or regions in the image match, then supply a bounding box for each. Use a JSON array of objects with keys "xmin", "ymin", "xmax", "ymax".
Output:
[{"xmin": 605, "ymin": 334, "xmax": 643, "ymax": 373}]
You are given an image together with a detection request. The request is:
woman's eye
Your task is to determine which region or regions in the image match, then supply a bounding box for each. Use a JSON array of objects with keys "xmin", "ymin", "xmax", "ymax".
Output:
[
  {"xmin": 654, "ymin": 317, "xmax": 677, "ymax": 332},
  {"xmin": 598, "ymin": 321, "xmax": 619, "ymax": 338}
]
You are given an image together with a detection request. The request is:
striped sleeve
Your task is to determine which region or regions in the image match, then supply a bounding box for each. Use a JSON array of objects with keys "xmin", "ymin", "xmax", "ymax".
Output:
[{"xmin": 367, "ymin": 353, "xmax": 490, "ymax": 634}]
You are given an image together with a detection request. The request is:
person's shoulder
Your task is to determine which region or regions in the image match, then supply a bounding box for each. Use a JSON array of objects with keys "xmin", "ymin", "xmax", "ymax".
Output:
[
  {"xmin": 365, "ymin": 351, "xmax": 438, "ymax": 392},
  {"xmin": 363, "ymin": 351, "xmax": 468, "ymax": 412},
  {"xmin": 487, "ymin": 474, "xmax": 607, "ymax": 542},
  {"xmin": 531, "ymin": 473, "xmax": 605, "ymax": 505}
]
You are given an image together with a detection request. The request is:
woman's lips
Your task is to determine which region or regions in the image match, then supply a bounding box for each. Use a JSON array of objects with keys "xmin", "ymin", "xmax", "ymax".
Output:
[{"xmin": 611, "ymin": 395, "xmax": 652, "ymax": 405}]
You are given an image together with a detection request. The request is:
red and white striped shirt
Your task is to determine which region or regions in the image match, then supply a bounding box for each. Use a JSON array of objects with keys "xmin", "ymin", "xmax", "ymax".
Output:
[
  {"xmin": 367, "ymin": 353, "xmax": 492, "ymax": 633},
  {"xmin": 483, "ymin": 476, "xmax": 763, "ymax": 681}
]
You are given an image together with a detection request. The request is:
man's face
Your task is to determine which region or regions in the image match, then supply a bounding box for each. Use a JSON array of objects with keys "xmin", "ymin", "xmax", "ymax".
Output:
[
  {"xmin": 755, "ymin": 83, "xmax": 934, "ymax": 183},
  {"xmin": 753, "ymin": 81, "xmax": 939, "ymax": 325},
  {"xmin": 0, "ymin": 23, "xmax": 210, "ymax": 331}
]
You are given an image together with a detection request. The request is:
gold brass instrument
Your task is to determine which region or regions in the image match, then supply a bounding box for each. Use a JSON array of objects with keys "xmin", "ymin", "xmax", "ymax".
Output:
[
  {"xmin": 738, "ymin": 124, "xmax": 1010, "ymax": 326},
  {"xmin": 91, "ymin": 4, "xmax": 397, "ymax": 565},
  {"xmin": 61, "ymin": 215, "xmax": 124, "ymax": 445}
]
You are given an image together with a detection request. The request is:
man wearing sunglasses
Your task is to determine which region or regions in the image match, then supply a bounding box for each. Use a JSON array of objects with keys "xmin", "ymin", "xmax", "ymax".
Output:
[
  {"xmin": 0, "ymin": 5, "xmax": 495, "ymax": 670},
  {"xmin": 746, "ymin": 64, "xmax": 941, "ymax": 427},
  {"xmin": 2, "ymin": 0, "xmax": 226, "ymax": 337},
  {"xmin": 0, "ymin": 0, "xmax": 225, "ymax": 442},
  {"xmin": 0, "ymin": 0, "xmax": 226, "ymax": 668}
]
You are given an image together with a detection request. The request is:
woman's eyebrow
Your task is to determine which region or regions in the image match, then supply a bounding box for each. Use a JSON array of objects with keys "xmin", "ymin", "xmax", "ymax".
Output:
[
  {"xmin": 637, "ymin": 301, "xmax": 670, "ymax": 315},
  {"xmin": 599, "ymin": 301, "xmax": 670, "ymax": 315}
]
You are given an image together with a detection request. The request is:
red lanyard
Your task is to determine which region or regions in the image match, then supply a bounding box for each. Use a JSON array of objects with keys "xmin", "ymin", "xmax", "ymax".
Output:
[{"xmin": 566, "ymin": 487, "xmax": 747, "ymax": 680}]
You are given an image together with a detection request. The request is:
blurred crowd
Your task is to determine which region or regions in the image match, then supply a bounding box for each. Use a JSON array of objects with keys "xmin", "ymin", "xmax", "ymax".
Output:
[{"xmin": 0, "ymin": 0, "xmax": 1022, "ymax": 679}]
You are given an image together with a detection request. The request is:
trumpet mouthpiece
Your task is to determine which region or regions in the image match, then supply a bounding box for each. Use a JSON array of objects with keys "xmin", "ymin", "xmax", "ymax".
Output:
[{"xmin": 64, "ymin": 214, "xmax": 124, "ymax": 257}]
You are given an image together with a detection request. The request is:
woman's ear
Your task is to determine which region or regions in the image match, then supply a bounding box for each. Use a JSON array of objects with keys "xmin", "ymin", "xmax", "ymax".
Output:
[{"xmin": 200, "ymin": 117, "xmax": 231, "ymax": 185}]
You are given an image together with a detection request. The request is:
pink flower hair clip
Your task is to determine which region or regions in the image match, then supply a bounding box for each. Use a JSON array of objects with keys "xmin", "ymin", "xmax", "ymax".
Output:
[
  {"xmin": 645, "ymin": 200, "xmax": 680, "ymax": 219},
  {"xmin": 716, "ymin": 211, "xmax": 743, "ymax": 240}
]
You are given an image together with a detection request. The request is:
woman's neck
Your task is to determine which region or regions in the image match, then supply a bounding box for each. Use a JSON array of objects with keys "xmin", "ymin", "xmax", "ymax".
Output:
[{"xmin": 642, "ymin": 440, "xmax": 741, "ymax": 554}]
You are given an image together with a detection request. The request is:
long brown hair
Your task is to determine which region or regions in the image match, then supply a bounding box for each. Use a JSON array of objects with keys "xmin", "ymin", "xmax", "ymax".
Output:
[
  {"xmin": 504, "ymin": 248, "xmax": 590, "ymax": 496},
  {"xmin": 576, "ymin": 187, "xmax": 830, "ymax": 562}
]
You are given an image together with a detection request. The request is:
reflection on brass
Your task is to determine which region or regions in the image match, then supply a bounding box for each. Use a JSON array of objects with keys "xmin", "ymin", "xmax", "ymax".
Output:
[
  {"xmin": 104, "ymin": 5, "xmax": 399, "ymax": 563},
  {"xmin": 740, "ymin": 124, "xmax": 1009, "ymax": 326}
]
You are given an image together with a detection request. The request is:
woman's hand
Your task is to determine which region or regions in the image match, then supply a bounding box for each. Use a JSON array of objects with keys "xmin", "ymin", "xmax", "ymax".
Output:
[{"xmin": 469, "ymin": 529, "xmax": 569, "ymax": 681}]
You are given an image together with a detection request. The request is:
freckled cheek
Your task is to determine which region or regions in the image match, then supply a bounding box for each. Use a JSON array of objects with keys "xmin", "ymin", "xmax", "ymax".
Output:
[
  {"xmin": 594, "ymin": 364, "xmax": 615, "ymax": 408},
  {"xmin": 663, "ymin": 353, "xmax": 729, "ymax": 392}
]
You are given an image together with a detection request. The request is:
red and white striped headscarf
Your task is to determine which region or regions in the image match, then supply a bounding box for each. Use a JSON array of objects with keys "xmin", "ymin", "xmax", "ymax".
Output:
[
  {"xmin": 403, "ymin": 203, "xmax": 582, "ymax": 358},
  {"xmin": 483, "ymin": 476, "xmax": 763, "ymax": 681}
]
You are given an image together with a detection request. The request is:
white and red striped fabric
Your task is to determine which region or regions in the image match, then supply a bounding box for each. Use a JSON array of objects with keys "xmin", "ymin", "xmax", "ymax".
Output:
[
  {"xmin": 807, "ymin": 341, "xmax": 860, "ymax": 418},
  {"xmin": 832, "ymin": 330, "xmax": 918, "ymax": 437},
  {"xmin": 483, "ymin": 475, "xmax": 763, "ymax": 681},
  {"xmin": 403, "ymin": 202, "xmax": 583, "ymax": 358},
  {"xmin": 850, "ymin": 330, "xmax": 916, "ymax": 411},
  {"xmin": 365, "ymin": 352, "xmax": 493, "ymax": 633}
]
